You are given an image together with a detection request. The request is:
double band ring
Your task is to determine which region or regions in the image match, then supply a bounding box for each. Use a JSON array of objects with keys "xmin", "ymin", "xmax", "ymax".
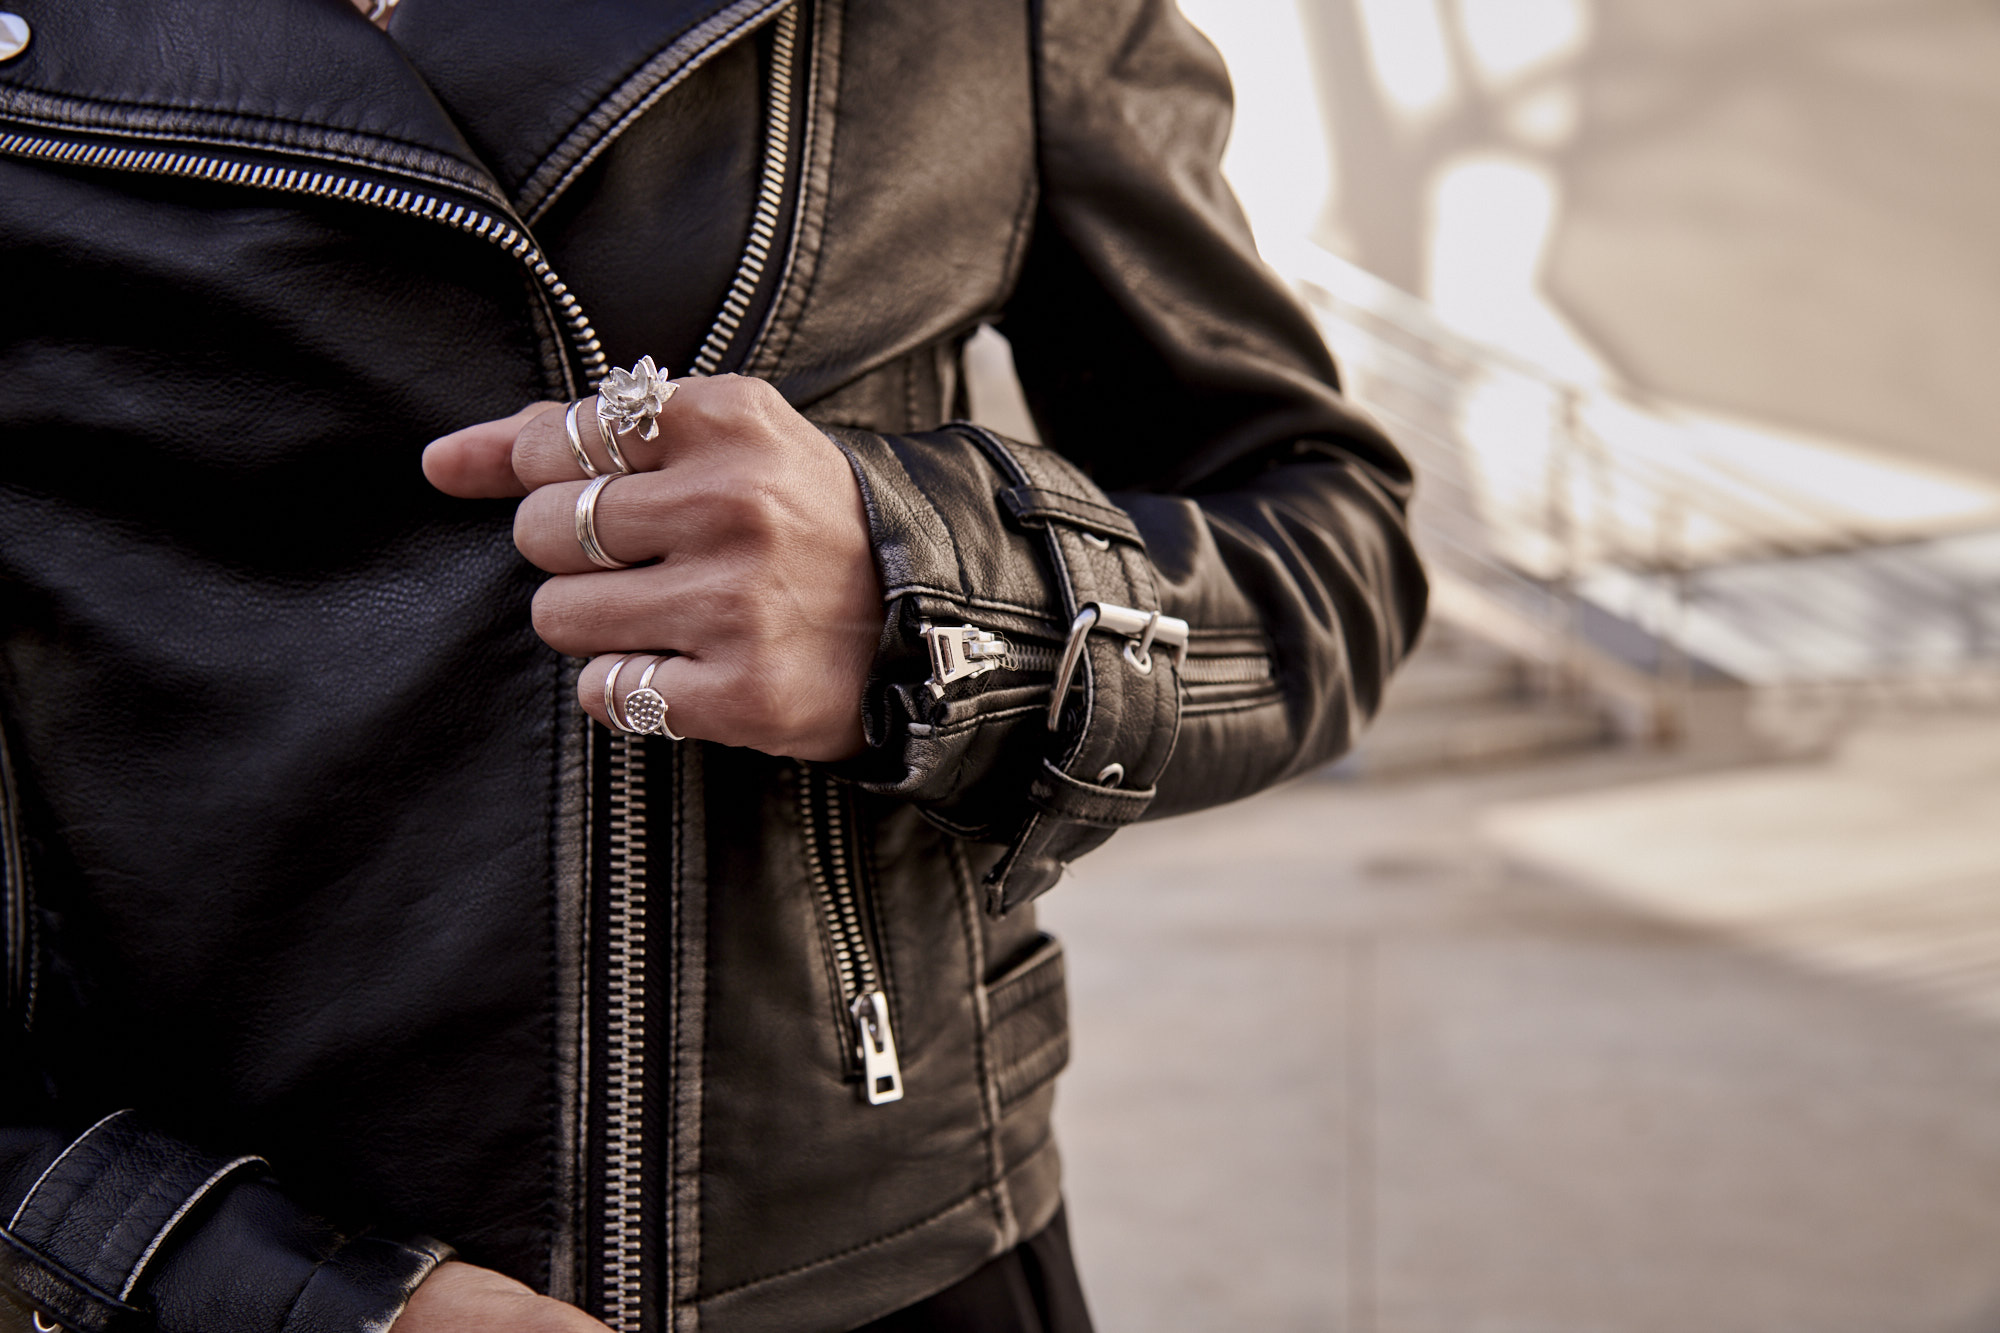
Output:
[
  {"xmin": 565, "ymin": 399, "xmax": 633, "ymax": 478},
  {"xmin": 575, "ymin": 473, "xmax": 632, "ymax": 570},
  {"xmin": 604, "ymin": 654, "xmax": 685, "ymax": 740}
]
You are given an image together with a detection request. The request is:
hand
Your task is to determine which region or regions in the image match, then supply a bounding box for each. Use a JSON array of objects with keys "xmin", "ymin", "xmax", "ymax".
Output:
[
  {"xmin": 392, "ymin": 1261, "xmax": 610, "ymax": 1332},
  {"xmin": 423, "ymin": 375, "xmax": 883, "ymax": 761}
]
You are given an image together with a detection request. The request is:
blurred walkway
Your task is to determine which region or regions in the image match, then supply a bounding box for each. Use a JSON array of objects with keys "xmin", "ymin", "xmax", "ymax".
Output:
[{"xmin": 1043, "ymin": 713, "xmax": 2000, "ymax": 1333}]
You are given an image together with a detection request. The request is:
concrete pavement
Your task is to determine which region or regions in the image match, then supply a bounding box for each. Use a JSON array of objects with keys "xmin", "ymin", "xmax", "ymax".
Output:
[{"xmin": 1042, "ymin": 715, "xmax": 2000, "ymax": 1333}]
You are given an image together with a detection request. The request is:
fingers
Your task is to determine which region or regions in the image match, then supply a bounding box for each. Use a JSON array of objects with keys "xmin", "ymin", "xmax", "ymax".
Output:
[
  {"xmin": 514, "ymin": 467, "xmax": 776, "ymax": 574},
  {"xmin": 422, "ymin": 385, "xmax": 680, "ymax": 499},
  {"xmin": 580, "ymin": 652, "xmax": 705, "ymax": 739},
  {"xmin": 508, "ymin": 390, "xmax": 685, "ymax": 488},
  {"xmin": 421, "ymin": 402, "xmax": 544, "ymax": 498},
  {"xmin": 395, "ymin": 1260, "xmax": 612, "ymax": 1333},
  {"xmin": 426, "ymin": 375, "xmax": 786, "ymax": 501}
]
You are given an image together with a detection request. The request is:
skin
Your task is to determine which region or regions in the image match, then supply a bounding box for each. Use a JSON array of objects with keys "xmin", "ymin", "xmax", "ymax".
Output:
[
  {"xmin": 422, "ymin": 376, "xmax": 882, "ymax": 760},
  {"xmin": 395, "ymin": 1261, "xmax": 612, "ymax": 1333},
  {"xmin": 398, "ymin": 378, "xmax": 881, "ymax": 1326},
  {"xmin": 361, "ymin": 14, "xmax": 876, "ymax": 1328}
]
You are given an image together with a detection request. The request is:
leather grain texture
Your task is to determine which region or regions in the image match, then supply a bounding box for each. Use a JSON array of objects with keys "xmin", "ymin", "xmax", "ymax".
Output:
[{"xmin": 0, "ymin": 0, "xmax": 1425, "ymax": 1329}]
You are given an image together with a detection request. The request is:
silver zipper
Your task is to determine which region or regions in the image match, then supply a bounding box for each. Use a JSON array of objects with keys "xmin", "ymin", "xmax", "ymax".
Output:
[
  {"xmin": 602, "ymin": 732, "xmax": 648, "ymax": 1328},
  {"xmin": 594, "ymin": 13, "xmax": 802, "ymax": 1315},
  {"xmin": 922, "ymin": 620, "xmax": 1273, "ymax": 696},
  {"xmin": 920, "ymin": 621, "xmax": 1061, "ymax": 697},
  {"xmin": 0, "ymin": 131, "xmax": 610, "ymax": 389},
  {"xmin": 8, "ymin": 7, "xmax": 804, "ymax": 1311},
  {"xmin": 796, "ymin": 765, "xmax": 903, "ymax": 1105},
  {"xmin": 1181, "ymin": 653, "xmax": 1274, "ymax": 686},
  {"xmin": 689, "ymin": 4, "xmax": 798, "ymax": 376}
]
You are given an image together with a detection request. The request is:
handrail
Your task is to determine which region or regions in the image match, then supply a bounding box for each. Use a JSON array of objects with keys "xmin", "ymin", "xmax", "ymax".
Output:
[{"xmin": 1290, "ymin": 245, "xmax": 2000, "ymax": 737}]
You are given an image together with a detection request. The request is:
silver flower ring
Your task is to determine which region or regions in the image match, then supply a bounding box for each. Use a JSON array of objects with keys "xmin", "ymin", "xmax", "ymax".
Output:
[{"xmin": 596, "ymin": 355, "xmax": 677, "ymax": 452}]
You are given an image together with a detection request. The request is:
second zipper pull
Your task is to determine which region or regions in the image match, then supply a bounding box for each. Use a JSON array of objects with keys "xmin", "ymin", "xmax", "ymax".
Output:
[{"xmin": 852, "ymin": 990, "xmax": 904, "ymax": 1105}]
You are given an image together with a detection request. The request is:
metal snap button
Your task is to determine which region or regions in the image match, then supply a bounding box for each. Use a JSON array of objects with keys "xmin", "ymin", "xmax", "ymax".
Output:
[{"xmin": 0, "ymin": 13, "xmax": 29, "ymax": 62}]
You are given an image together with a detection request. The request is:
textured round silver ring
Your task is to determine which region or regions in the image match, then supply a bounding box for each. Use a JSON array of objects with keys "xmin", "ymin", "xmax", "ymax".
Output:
[
  {"xmin": 575, "ymin": 473, "xmax": 633, "ymax": 570},
  {"xmin": 623, "ymin": 658, "xmax": 685, "ymax": 741},
  {"xmin": 564, "ymin": 399, "xmax": 603, "ymax": 479},
  {"xmin": 603, "ymin": 654, "xmax": 641, "ymax": 733}
]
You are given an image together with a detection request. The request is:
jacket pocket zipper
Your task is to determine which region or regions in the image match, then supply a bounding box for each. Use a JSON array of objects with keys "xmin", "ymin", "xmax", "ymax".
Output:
[{"xmin": 796, "ymin": 764, "xmax": 903, "ymax": 1105}]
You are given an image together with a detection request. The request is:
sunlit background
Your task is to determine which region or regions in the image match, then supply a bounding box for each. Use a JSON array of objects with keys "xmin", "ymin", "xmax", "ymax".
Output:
[{"xmin": 967, "ymin": 2, "xmax": 2000, "ymax": 1330}]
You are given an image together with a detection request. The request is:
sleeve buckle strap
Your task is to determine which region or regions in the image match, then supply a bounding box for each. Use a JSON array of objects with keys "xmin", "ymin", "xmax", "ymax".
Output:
[
  {"xmin": 1047, "ymin": 603, "xmax": 1189, "ymax": 730},
  {"xmin": 1, "ymin": 1110, "xmax": 266, "ymax": 1330}
]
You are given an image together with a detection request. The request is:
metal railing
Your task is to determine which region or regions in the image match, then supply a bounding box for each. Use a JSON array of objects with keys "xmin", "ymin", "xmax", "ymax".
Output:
[{"xmin": 1291, "ymin": 247, "xmax": 2000, "ymax": 741}]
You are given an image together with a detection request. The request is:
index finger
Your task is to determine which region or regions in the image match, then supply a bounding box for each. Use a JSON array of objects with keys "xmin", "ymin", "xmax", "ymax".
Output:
[{"xmin": 509, "ymin": 385, "xmax": 688, "ymax": 489}]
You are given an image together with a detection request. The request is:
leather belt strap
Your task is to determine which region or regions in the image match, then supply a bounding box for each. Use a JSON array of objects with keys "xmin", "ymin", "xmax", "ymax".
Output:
[
  {"xmin": 956, "ymin": 426, "xmax": 1184, "ymax": 913},
  {"xmin": 1, "ymin": 1109, "xmax": 265, "ymax": 1331}
]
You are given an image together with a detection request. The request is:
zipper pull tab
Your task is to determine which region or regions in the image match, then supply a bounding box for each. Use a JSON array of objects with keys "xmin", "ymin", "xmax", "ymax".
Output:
[
  {"xmin": 920, "ymin": 622, "xmax": 1011, "ymax": 698},
  {"xmin": 852, "ymin": 990, "xmax": 905, "ymax": 1105}
]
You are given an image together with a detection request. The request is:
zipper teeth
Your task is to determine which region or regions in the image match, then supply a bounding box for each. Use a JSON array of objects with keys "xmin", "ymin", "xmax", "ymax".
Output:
[
  {"xmin": 1007, "ymin": 641, "xmax": 1058, "ymax": 673},
  {"xmin": 689, "ymin": 3, "xmax": 799, "ymax": 377},
  {"xmin": 796, "ymin": 766, "xmax": 878, "ymax": 1003},
  {"xmin": 0, "ymin": 130, "xmax": 610, "ymax": 386},
  {"xmin": 820, "ymin": 782, "xmax": 880, "ymax": 996},
  {"xmin": 1182, "ymin": 653, "xmax": 1275, "ymax": 686},
  {"xmin": 603, "ymin": 732, "xmax": 647, "ymax": 1332},
  {"xmin": 6, "ymin": 17, "xmax": 805, "ymax": 1307}
]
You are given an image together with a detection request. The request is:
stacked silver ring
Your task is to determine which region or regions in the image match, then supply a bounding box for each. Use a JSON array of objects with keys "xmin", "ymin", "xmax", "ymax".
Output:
[
  {"xmin": 604, "ymin": 654, "xmax": 685, "ymax": 740},
  {"xmin": 574, "ymin": 473, "xmax": 631, "ymax": 570},
  {"xmin": 565, "ymin": 399, "xmax": 633, "ymax": 480},
  {"xmin": 570, "ymin": 356, "xmax": 677, "ymax": 570}
]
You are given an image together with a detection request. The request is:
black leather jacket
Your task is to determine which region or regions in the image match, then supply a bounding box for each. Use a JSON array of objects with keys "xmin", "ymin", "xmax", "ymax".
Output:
[{"xmin": 0, "ymin": 1, "xmax": 1424, "ymax": 1329}]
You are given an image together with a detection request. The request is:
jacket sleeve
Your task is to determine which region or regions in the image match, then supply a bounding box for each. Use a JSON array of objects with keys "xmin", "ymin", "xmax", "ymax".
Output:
[
  {"xmin": 0, "ymin": 1105, "xmax": 450, "ymax": 1333},
  {"xmin": 829, "ymin": 0, "xmax": 1426, "ymax": 910}
]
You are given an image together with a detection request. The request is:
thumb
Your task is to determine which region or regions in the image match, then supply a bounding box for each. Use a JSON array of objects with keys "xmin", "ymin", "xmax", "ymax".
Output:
[{"xmin": 421, "ymin": 402, "xmax": 547, "ymax": 498}]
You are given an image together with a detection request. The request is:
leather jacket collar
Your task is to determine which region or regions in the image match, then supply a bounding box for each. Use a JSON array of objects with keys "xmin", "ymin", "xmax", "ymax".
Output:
[{"xmin": 0, "ymin": 0, "xmax": 778, "ymax": 216}]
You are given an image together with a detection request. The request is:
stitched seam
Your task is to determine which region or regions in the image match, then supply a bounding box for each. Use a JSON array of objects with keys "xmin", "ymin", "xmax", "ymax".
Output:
[
  {"xmin": 885, "ymin": 584, "xmax": 1059, "ymax": 623},
  {"xmin": 949, "ymin": 840, "xmax": 1016, "ymax": 1244},
  {"xmin": 923, "ymin": 702, "xmax": 1045, "ymax": 738},
  {"xmin": 0, "ymin": 87, "xmax": 477, "ymax": 157},
  {"xmin": 698, "ymin": 1185, "xmax": 995, "ymax": 1300},
  {"xmin": 0, "ymin": 96, "xmax": 492, "ymax": 196},
  {"xmin": 0, "ymin": 120, "xmax": 503, "ymax": 207},
  {"xmin": 1181, "ymin": 691, "xmax": 1284, "ymax": 718},
  {"xmin": 995, "ymin": 1035, "xmax": 1069, "ymax": 1109},
  {"xmin": 116, "ymin": 1156, "xmax": 263, "ymax": 1300},
  {"xmin": 9, "ymin": 1109, "xmax": 131, "ymax": 1231},
  {"xmin": 988, "ymin": 970, "xmax": 1062, "ymax": 1024}
]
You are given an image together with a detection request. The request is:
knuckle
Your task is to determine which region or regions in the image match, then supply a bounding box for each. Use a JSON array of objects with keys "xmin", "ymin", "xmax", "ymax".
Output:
[
  {"xmin": 513, "ymin": 489, "xmax": 563, "ymax": 561},
  {"xmin": 530, "ymin": 580, "xmax": 588, "ymax": 649}
]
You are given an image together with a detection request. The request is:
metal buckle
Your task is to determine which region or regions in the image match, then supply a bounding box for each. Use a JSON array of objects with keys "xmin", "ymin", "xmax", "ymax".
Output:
[
  {"xmin": 1046, "ymin": 602, "xmax": 1189, "ymax": 730},
  {"xmin": 921, "ymin": 623, "xmax": 1012, "ymax": 698}
]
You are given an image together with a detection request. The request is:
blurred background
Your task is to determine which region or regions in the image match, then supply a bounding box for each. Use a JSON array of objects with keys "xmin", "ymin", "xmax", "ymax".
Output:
[{"xmin": 966, "ymin": 1, "xmax": 2000, "ymax": 1329}]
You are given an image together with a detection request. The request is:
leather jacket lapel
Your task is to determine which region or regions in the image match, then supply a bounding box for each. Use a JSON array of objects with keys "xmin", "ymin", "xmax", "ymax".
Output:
[
  {"xmin": 390, "ymin": 0, "xmax": 788, "ymax": 217},
  {"xmin": 0, "ymin": 0, "xmax": 491, "ymax": 192}
]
